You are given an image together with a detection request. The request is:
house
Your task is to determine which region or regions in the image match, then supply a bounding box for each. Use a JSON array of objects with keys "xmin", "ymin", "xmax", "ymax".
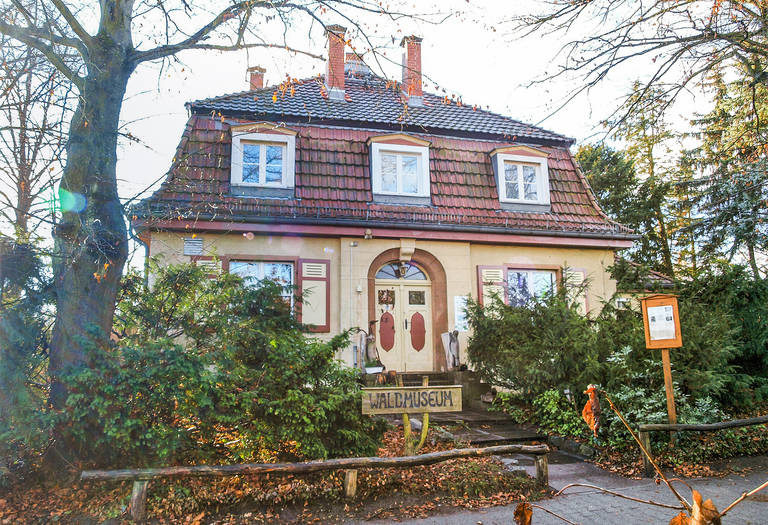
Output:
[{"xmin": 132, "ymin": 26, "xmax": 635, "ymax": 374}]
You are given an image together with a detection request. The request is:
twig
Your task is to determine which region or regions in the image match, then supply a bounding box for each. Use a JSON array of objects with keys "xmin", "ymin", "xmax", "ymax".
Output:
[
  {"xmin": 718, "ymin": 479, "xmax": 768, "ymax": 518},
  {"xmin": 599, "ymin": 390, "xmax": 691, "ymax": 512},
  {"xmin": 555, "ymin": 483, "xmax": 684, "ymax": 510},
  {"xmin": 530, "ymin": 504, "xmax": 580, "ymax": 524}
]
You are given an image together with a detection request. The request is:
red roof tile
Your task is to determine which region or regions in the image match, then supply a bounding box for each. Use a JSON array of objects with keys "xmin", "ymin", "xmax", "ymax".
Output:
[{"xmin": 134, "ymin": 116, "xmax": 632, "ymax": 238}]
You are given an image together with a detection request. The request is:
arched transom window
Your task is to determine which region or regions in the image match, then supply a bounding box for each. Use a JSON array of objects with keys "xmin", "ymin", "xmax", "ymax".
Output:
[{"xmin": 375, "ymin": 261, "xmax": 427, "ymax": 280}]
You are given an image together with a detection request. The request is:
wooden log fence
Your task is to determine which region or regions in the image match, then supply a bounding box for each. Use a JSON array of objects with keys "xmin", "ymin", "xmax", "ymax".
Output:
[
  {"xmin": 81, "ymin": 443, "xmax": 550, "ymax": 522},
  {"xmin": 638, "ymin": 415, "xmax": 768, "ymax": 477}
]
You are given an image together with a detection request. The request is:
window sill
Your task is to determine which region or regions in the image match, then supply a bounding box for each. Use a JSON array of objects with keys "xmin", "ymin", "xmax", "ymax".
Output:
[
  {"xmin": 231, "ymin": 185, "xmax": 294, "ymax": 199},
  {"xmin": 499, "ymin": 201, "xmax": 551, "ymax": 213},
  {"xmin": 372, "ymin": 194, "xmax": 432, "ymax": 206}
]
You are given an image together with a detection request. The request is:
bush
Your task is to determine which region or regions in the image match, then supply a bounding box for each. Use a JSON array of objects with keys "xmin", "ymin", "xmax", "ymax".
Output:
[
  {"xmin": 466, "ymin": 265, "xmax": 752, "ymax": 443},
  {"xmin": 681, "ymin": 264, "xmax": 768, "ymax": 404},
  {"xmin": 56, "ymin": 262, "xmax": 386, "ymax": 467},
  {"xmin": 532, "ymin": 390, "xmax": 586, "ymax": 438},
  {"xmin": 0, "ymin": 239, "xmax": 52, "ymax": 482},
  {"xmin": 465, "ymin": 282, "xmax": 601, "ymax": 399}
]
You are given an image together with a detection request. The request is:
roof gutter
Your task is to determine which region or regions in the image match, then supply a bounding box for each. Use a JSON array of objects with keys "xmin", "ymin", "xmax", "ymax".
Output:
[{"xmin": 133, "ymin": 211, "xmax": 639, "ymax": 243}]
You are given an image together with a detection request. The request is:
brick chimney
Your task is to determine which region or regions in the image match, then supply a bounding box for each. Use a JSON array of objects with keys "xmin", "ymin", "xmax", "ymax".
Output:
[
  {"xmin": 325, "ymin": 25, "xmax": 347, "ymax": 101},
  {"xmin": 401, "ymin": 36, "xmax": 423, "ymax": 105},
  {"xmin": 248, "ymin": 66, "xmax": 265, "ymax": 90}
]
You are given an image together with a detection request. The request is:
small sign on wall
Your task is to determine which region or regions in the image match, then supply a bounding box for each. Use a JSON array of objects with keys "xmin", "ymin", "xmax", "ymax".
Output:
[
  {"xmin": 641, "ymin": 294, "xmax": 682, "ymax": 349},
  {"xmin": 454, "ymin": 295, "xmax": 469, "ymax": 332}
]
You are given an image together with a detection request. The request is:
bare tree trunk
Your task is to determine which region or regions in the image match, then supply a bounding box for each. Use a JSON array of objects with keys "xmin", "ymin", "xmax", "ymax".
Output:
[
  {"xmin": 49, "ymin": 7, "xmax": 135, "ymax": 414},
  {"xmin": 654, "ymin": 204, "xmax": 675, "ymax": 278},
  {"xmin": 747, "ymin": 241, "xmax": 761, "ymax": 279}
]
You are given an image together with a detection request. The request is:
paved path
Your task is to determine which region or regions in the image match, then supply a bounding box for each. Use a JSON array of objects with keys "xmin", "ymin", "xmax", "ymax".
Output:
[{"xmin": 360, "ymin": 453, "xmax": 768, "ymax": 525}]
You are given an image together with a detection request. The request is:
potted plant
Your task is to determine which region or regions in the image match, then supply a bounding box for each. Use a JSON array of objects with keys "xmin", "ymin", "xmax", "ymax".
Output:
[{"xmin": 364, "ymin": 358, "xmax": 385, "ymax": 374}]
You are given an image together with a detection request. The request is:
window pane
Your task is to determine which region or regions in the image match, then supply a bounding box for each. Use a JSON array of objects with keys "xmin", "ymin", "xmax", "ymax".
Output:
[
  {"xmin": 375, "ymin": 263, "xmax": 399, "ymax": 279},
  {"xmin": 266, "ymin": 145, "xmax": 282, "ymax": 165},
  {"xmin": 507, "ymin": 271, "xmax": 531, "ymax": 306},
  {"xmin": 504, "ymin": 163, "xmax": 519, "ymax": 199},
  {"xmin": 532, "ymin": 271, "xmax": 555, "ymax": 297},
  {"xmin": 523, "ymin": 165, "xmax": 538, "ymax": 200},
  {"xmin": 381, "ymin": 154, "xmax": 397, "ymax": 192},
  {"xmin": 263, "ymin": 262, "xmax": 293, "ymax": 285},
  {"xmin": 403, "ymin": 263, "xmax": 427, "ymax": 280},
  {"xmin": 243, "ymin": 165, "xmax": 260, "ymax": 183},
  {"xmin": 265, "ymin": 165, "xmax": 282, "ymax": 183},
  {"xmin": 243, "ymin": 144, "xmax": 260, "ymax": 164},
  {"xmin": 401, "ymin": 155, "xmax": 419, "ymax": 194},
  {"xmin": 264, "ymin": 145, "xmax": 283, "ymax": 183},
  {"xmin": 242, "ymin": 144, "xmax": 261, "ymax": 183},
  {"xmin": 230, "ymin": 261, "xmax": 261, "ymax": 285},
  {"xmin": 409, "ymin": 290, "xmax": 426, "ymax": 305}
]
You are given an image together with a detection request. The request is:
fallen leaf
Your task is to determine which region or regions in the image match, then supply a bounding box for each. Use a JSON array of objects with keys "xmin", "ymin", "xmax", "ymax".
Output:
[
  {"xmin": 669, "ymin": 511, "xmax": 690, "ymax": 525},
  {"xmin": 513, "ymin": 501, "xmax": 532, "ymax": 525},
  {"xmin": 691, "ymin": 490, "xmax": 721, "ymax": 525}
]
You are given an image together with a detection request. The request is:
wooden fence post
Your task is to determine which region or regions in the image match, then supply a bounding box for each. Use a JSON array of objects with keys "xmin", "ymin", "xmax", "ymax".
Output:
[
  {"xmin": 534, "ymin": 454, "xmax": 549, "ymax": 488},
  {"xmin": 129, "ymin": 480, "xmax": 149, "ymax": 522},
  {"xmin": 638, "ymin": 431, "xmax": 653, "ymax": 478},
  {"xmin": 343, "ymin": 469, "xmax": 358, "ymax": 498}
]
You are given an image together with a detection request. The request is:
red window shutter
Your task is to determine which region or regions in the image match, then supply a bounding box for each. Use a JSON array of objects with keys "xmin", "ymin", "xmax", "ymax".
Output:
[
  {"xmin": 298, "ymin": 259, "xmax": 331, "ymax": 332},
  {"xmin": 477, "ymin": 266, "xmax": 507, "ymax": 306}
]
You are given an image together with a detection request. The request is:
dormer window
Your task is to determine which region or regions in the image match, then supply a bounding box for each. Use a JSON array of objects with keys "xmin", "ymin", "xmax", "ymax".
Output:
[
  {"xmin": 242, "ymin": 142, "xmax": 285, "ymax": 185},
  {"xmin": 230, "ymin": 126, "xmax": 296, "ymax": 193},
  {"xmin": 368, "ymin": 134, "xmax": 431, "ymax": 204},
  {"xmin": 491, "ymin": 146, "xmax": 551, "ymax": 211},
  {"xmin": 502, "ymin": 161, "xmax": 541, "ymax": 202}
]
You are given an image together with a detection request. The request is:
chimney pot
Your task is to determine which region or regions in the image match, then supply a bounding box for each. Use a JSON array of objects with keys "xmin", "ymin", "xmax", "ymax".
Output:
[
  {"xmin": 248, "ymin": 66, "xmax": 265, "ymax": 90},
  {"xmin": 325, "ymin": 24, "xmax": 347, "ymax": 101},
  {"xmin": 401, "ymin": 35, "xmax": 423, "ymax": 105}
]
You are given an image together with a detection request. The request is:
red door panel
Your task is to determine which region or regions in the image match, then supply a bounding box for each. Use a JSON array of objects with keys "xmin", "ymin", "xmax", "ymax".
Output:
[
  {"xmin": 410, "ymin": 312, "xmax": 425, "ymax": 351},
  {"xmin": 379, "ymin": 311, "xmax": 396, "ymax": 351}
]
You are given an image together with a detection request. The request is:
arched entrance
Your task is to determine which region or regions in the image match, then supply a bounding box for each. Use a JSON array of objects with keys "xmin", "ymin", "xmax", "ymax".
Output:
[{"xmin": 367, "ymin": 248, "xmax": 448, "ymax": 372}]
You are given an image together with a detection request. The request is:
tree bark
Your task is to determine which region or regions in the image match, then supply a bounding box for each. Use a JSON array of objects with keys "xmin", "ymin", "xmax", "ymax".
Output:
[
  {"xmin": 80, "ymin": 443, "xmax": 551, "ymax": 481},
  {"xmin": 747, "ymin": 241, "xmax": 761, "ymax": 279},
  {"xmin": 49, "ymin": 4, "xmax": 135, "ymax": 414},
  {"xmin": 654, "ymin": 203, "xmax": 675, "ymax": 278}
]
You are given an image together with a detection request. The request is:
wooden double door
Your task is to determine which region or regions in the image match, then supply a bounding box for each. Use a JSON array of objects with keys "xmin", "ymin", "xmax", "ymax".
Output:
[{"xmin": 374, "ymin": 281, "xmax": 433, "ymax": 372}]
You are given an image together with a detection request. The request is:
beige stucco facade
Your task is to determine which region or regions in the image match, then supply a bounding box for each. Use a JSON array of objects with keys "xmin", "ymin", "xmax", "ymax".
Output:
[{"xmin": 148, "ymin": 229, "xmax": 618, "ymax": 372}]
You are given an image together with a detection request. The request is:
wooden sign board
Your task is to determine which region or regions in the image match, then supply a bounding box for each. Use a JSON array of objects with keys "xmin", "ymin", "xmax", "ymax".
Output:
[
  {"xmin": 641, "ymin": 294, "xmax": 682, "ymax": 349},
  {"xmin": 362, "ymin": 385, "xmax": 462, "ymax": 415}
]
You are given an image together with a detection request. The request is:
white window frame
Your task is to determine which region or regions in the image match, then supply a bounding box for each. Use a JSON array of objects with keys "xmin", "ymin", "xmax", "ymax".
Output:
[
  {"xmin": 370, "ymin": 142, "xmax": 430, "ymax": 197},
  {"xmin": 494, "ymin": 153, "xmax": 550, "ymax": 205},
  {"xmin": 231, "ymin": 131, "xmax": 295, "ymax": 188},
  {"xmin": 506, "ymin": 269, "xmax": 557, "ymax": 305},
  {"xmin": 228, "ymin": 259, "xmax": 295, "ymax": 305}
]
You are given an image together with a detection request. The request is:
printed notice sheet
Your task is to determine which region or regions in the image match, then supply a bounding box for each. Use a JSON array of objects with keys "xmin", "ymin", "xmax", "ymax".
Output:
[{"xmin": 647, "ymin": 304, "xmax": 675, "ymax": 341}]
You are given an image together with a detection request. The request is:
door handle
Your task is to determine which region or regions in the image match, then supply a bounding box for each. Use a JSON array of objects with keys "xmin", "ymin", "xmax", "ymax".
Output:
[{"xmin": 404, "ymin": 318, "xmax": 409, "ymax": 330}]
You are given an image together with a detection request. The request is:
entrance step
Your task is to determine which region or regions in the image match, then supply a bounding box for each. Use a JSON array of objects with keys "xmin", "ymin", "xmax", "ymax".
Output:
[
  {"xmin": 430, "ymin": 410, "xmax": 546, "ymax": 445},
  {"xmin": 385, "ymin": 409, "xmax": 546, "ymax": 446}
]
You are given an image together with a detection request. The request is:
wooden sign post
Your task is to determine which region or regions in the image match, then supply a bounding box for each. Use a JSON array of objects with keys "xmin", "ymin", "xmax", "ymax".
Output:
[{"xmin": 641, "ymin": 294, "xmax": 683, "ymax": 426}]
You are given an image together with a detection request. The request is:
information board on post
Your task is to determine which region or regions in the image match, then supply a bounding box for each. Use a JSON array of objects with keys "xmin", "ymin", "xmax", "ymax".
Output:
[
  {"xmin": 640, "ymin": 294, "xmax": 682, "ymax": 427},
  {"xmin": 362, "ymin": 385, "xmax": 462, "ymax": 415},
  {"xmin": 641, "ymin": 294, "xmax": 683, "ymax": 350}
]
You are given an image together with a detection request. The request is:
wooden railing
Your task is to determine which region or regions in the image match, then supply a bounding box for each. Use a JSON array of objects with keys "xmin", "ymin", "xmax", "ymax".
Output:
[
  {"xmin": 81, "ymin": 443, "xmax": 550, "ymax": 522},
  {"xmin": 637, "ymin": 415, "xmax": 768, "ymax": 477}
]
